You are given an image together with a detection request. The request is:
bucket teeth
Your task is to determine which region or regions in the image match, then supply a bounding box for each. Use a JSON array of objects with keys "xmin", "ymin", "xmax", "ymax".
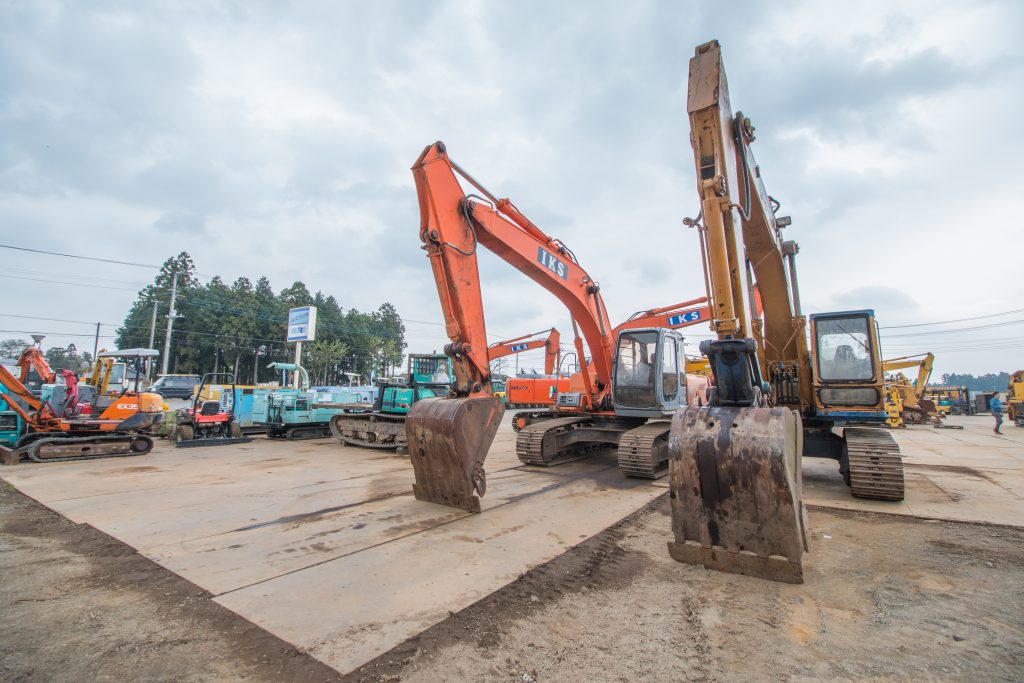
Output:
[
  {"xmin": 406, "ymin": 396, "xmax": 504, "ymax": 513},
  {"xmin": 667, "ymin": 405, "xmax": 808, "ymax": 583}
]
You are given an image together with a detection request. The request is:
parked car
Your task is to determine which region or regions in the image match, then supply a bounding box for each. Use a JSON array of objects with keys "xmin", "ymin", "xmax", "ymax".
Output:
[{"xmin": 147, "ymin": 374, "xmax": 201, "ymax": 400}]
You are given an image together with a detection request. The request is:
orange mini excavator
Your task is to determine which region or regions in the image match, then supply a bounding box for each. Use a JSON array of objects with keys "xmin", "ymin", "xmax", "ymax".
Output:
[
  {"xmin": 405, "ymin": 141, "xmax": 706, "ymax": 512},
  {"xmin": 0, "ymin": 348, "xmax": 164, "ymax": 464}
]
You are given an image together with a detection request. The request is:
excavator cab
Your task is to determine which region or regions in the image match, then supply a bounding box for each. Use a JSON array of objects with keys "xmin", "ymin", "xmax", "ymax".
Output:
[
  {"xmin": 809, "ymin": 310, "xmax": 887, "ymax": 422},
  {"xmin": 612, "ymin": 328, "xmax": 687, "ymax": 417}
]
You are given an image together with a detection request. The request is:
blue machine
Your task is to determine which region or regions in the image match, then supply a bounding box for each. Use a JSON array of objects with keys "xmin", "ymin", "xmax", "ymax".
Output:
[
  {"xmin": 224, "ymin": 362, "xmax": 379, "ymax": 440},
  {"xmin": 0, "ymin": 384, "xmax": 21, "ymax": 447}
]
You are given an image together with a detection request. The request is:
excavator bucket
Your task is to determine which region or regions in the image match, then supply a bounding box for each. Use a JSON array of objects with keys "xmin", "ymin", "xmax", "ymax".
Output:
[
  {"xmin": 406, "ymin": 396, "xmax": 505, "ymax": 513},
  {"xmin": 667, "ymin": 405, "xmax": 809, "ymax": 583}
]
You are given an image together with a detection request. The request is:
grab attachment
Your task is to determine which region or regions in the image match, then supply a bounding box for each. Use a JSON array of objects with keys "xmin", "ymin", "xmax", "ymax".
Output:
[
  {"xmin": 406, "ymin": 396, "xmax": 504, "ymax": 513},
  {"xmin": 667, "ymin": 404, "xmax": 808, "ymax": 583}
]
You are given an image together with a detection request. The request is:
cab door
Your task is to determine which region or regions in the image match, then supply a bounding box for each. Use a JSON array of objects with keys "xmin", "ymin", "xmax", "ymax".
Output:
[{"xmin": 612, "ymin": 328, "xmax": 686, "ymax": 417}]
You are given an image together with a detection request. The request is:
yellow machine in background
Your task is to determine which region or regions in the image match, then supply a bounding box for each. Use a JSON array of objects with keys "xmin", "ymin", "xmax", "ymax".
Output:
[
  {"xmin": 882, "ymin": 353, "xmax": 939, "ymax": 427},
  {"xmin": 1009, "ymin": 370, "xmax": 1024, "ymax": 427},
  {"xmin": 923, "ymin": 384, "xmax": 971, "ymax": 416}
]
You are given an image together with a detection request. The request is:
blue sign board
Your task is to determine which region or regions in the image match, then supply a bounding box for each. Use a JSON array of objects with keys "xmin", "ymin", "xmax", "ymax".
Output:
[
  {"xmin": 668, "ymin": 310, "xmax": 702, "ymax": 326},
  {"xmin": 287, "ymin": 306, "xmax": 317, "ymax": 342}
]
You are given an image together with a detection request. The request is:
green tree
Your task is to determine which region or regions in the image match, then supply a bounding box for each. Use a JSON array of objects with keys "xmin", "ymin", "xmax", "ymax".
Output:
[
  {"xmin": 112, "ymin": 254, "xmax": 409, "ymax": 386},
  {"xmin": 304, "ymin": 339, "xmax": 350, "ymax": 386},
  {"xmin": 0, "ymin": 338, "xmax": 29, "ymax": 359}
]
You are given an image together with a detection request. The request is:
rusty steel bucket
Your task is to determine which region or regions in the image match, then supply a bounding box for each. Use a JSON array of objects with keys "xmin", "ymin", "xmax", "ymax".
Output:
[
  {"xmin": 406, "ymin": 396, "xmax": 505, "ymax": 513},
  {"xmin": 667, "ymin": 405, "xmax": 809, "ymax": 583}
]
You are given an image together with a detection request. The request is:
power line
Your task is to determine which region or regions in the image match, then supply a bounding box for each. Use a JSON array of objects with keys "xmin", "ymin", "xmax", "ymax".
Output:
[
  {"xmin": 0, "ymin": 273, "xmax": 143, "ymax": 292},
  {"xmin": 0, "ymin": 328, "xmax": 117, "ymax": 338},
  {"xmin": 881, "ymin": 319, "xmax": 1024, "ymax": 338},
  {"xmin": 0, "ymin": 313, "xmax": 120, "ymax": 326},
  {"xmin": 6, "ymin": 265, "xmax": 153, "ymax": 287},
  {"xmin": 0, "ymin": 244, "xmax": 160, "ymax": 269},
  {"xmin": 881, "ymin": 307, "xmax": 1024, "ymax": 329}
]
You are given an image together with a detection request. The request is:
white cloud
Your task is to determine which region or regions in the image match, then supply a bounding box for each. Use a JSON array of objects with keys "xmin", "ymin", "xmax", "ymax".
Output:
[{"xmin": 0, "ymin": 0, "xmax": 1020, "ymax": 378}]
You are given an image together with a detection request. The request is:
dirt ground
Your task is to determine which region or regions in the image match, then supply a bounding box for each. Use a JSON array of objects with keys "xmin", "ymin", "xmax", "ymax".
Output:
[
  {"xmin": 352, "ymin": 498, "xmax": 1023, "ymax": 682},
  {"xmin": 3, "ymin": 481, "xmax": 1021, "ymax": 682},
  {"xmin": 0, "ymin": 483, "xmax": 343, "ymax": 683}
]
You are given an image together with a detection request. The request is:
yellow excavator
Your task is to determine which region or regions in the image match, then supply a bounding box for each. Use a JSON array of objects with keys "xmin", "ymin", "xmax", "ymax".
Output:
[
  {"xmin": 882, "ymin": 353, "xmax": 939, "ymax": 428},
  {"xmin": 667, "ymin": 41, "xmax": 904, "ymax": 584}
]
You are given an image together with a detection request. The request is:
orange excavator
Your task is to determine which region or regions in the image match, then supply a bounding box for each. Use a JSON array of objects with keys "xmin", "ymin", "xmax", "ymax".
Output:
[
  {"xmin": 507, "ymin": 299, "xmax": 713, "ymax": 429},
  {"xmin": 487, "ymin": 327, "xmax": 561, "ymax": 374},
  {"xmin": 405, "ymin": 141, "xmax": 705, "ymax": 512},
  {"xmin": 0, "ymin": 348, "xmax": 163, "ymax": 464},
  {"xmin": 489, "ymin": 327, "xmax": 565, "ymax": 411}
]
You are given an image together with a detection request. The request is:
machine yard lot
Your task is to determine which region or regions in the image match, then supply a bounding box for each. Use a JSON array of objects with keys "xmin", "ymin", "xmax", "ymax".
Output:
[{"xmin": 1, "ymin": 413, "xmax": 1022, "ymax": 681}]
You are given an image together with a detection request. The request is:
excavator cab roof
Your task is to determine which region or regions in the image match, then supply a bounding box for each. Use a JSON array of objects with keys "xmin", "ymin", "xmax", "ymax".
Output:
[{"xmin": 808, "ymin": 309, "xmax": 876, "ymax": 320}]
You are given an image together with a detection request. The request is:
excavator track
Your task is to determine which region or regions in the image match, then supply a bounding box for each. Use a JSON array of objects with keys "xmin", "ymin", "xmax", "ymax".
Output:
[
  {"xmin": 515, "ymin": 416, "xmax": 601, "ymax": 466},
  {"xmin": 26, "ymin": 434, "xmax": 154, "ymax": 463},
  {"xmin": 286, "ymin": 426, "xmax": 332, "ymax": 440},
  {"xmin": 330, "ymin": 413, "xmax": 407, "ymax": 449},
  {"xmin": 844, "ymin": 427, "xmax": 904, "ymax": 501},
  {"xmin": 617, "ymin": 421, "xmax": 671, "ymax": 479}
]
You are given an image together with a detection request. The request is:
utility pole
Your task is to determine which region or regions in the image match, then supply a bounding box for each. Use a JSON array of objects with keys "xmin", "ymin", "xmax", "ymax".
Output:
[
  {"xmin": 147, "ymin": 300, "xmax": 159, "ymax": 379},
  {"xmin": 92, "ymin": 322, "xmax": 100, "ymax": 361},
  {"xmin": 161, "ymin": 270, "xmax": 179, "ymax": 375}
]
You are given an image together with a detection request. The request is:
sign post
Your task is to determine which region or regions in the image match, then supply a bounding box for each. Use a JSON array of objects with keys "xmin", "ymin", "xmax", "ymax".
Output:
[{"xmin": 287, "ymin": 306, "xmax": 317, "ymax": 388}]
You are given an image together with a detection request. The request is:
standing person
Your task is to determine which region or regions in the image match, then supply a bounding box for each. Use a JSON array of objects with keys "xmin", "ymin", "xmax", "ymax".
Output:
[{"xmin": 990, "ymin": 392, "xmax": 1003, "ymax": 434}]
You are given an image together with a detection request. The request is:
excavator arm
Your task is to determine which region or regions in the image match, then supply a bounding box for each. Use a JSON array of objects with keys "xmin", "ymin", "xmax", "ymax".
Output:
[
  {"xmin": 0, "ymin": 363, "xmax": 55, "ymax": 427},
  {"xmin": 18, "ymin": 348, "xmax": 57, "ymax": 386},
  {"xmin": 882, "ymin": 353, "xmax": 934, "ymax": 401},
  {"xmin": 612, "ymin": 297, "xmax": 711, "ymax": 337},
  {"xmin": 487, "ymin": 328, "xmax": 561, "ymax": 375},
  {"xmin": 408, "ymin": 141, "xmax": 616, "ymax": 512}
]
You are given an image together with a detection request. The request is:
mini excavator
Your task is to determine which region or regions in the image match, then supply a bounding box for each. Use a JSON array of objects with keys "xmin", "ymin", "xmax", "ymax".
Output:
[
  {"xmin": 406, "ymin": 142, "xmax": 707, "ymax": 512},
  {"xmin": 666, "ymin": 40, "xmax": 905, "ymax": 583},
  {"xmin": 0, "ymin": 347, "xmax": 163, "ymax": 464}
]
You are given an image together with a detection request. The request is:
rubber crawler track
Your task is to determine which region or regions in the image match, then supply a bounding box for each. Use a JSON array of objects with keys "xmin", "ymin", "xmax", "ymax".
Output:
[{"xmin": 27, "ymin": 434, "xmax": 153, "ymax": 463}]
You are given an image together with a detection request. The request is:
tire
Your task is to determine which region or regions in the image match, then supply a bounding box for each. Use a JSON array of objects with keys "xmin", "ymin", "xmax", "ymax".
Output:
[
  {"xmin": 229, "ymin": 422, "xmax": 242, "ymax": 438},
  {"xmin": 174, "ymin": 425, "xmax": 194, "ymax": 442}
]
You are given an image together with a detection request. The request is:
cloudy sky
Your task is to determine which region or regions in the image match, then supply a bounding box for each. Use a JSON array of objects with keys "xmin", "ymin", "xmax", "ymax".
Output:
[{"xmin": 1, "ymin": 0, "xmax": 1021, "ymax": 378}]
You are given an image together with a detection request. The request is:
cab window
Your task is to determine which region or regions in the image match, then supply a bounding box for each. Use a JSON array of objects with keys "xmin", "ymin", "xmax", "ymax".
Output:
[
  {"xmin": 815, "ymin": 316, "xmax": 874, "ymax": 382},
  {"xmin": 662, "ymin": 337, "xmax": 679, "ymax": 402},
  {"xmin": 615, "ymin": 331, "xmax": 658, "ymax": 408}
]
